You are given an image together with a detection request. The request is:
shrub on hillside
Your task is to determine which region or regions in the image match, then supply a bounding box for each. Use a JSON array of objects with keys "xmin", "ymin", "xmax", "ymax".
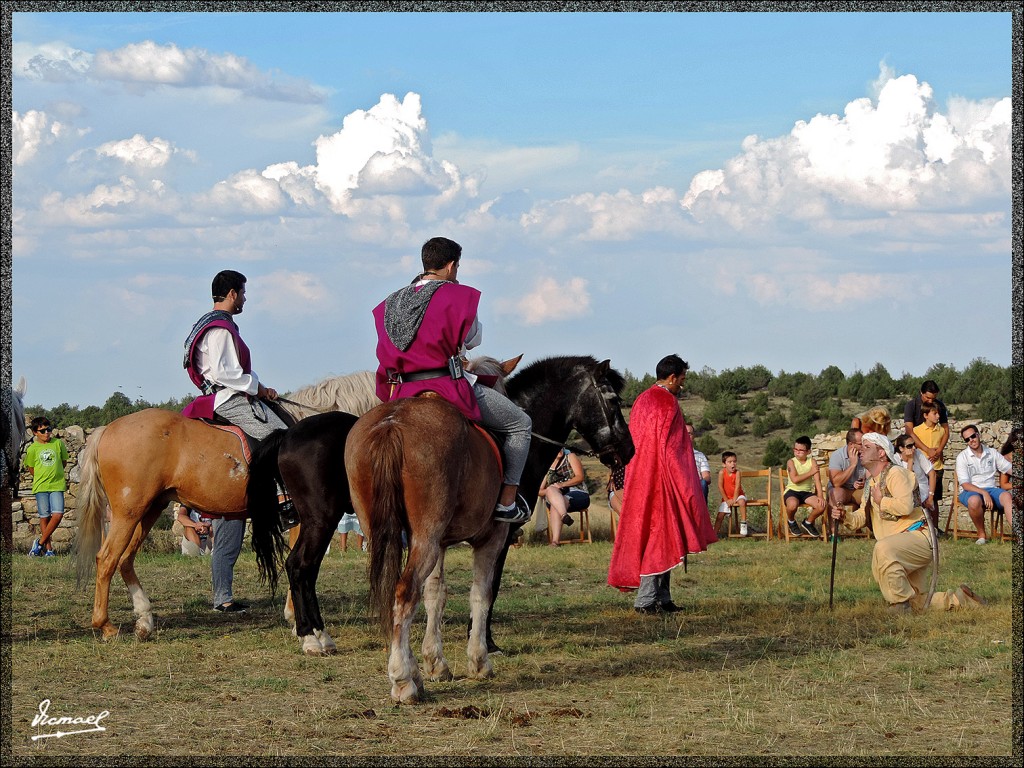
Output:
[
  {"xmin": 762, "ymin": 437, "xmax": 790, "ymax": 468},
  {"xmin": 724, "ymin": 415, "xmax": 746, "ymax": 437},
  {"xmin": 704, "ymin": 394, "xmax": 743, "ymax": 424},
  {"xmin": 745, "ymin": 392, "xmax": 770, "ymax": 415},
  {"xmin": 695, "ymin": 434, "xmax": 720, "ymax": 456}
]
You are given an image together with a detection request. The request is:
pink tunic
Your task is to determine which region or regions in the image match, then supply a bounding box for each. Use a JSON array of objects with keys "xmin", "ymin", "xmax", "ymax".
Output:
[{"xmin": 373, "ymin": 282, "xmax": 482, "ymax": 422}]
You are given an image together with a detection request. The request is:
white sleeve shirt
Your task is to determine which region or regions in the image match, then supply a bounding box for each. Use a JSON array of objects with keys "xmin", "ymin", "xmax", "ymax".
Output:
[
  {"xmin": 196, "ymin": 327, "xmax": 260, "ymax": 409},
  {"xmin": 956, "ymin": 445, "xmax": 1012, "ymax": 488}
]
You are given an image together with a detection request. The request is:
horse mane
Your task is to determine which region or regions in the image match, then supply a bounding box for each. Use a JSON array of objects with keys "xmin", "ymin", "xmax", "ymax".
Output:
[
  {"xmin": 507, "ymin": 355, "xmax": 625, "ymax": 400},
  {"xmin": 282, "ymin": 370, "xmax": 379, "ymax": 419}
]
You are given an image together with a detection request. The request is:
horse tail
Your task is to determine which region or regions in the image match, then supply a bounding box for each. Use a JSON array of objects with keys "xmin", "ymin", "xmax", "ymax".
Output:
[
  {"xmin": 74, "ymin": 425, "xmax": 108, "ymax": 587},
  {"xmin": 366, "ymin": 420, "xmax": 409, "ymax": 640},
  {"xmin": 247, "ymin": 428, "xmax": 289, "ymax": 594}
]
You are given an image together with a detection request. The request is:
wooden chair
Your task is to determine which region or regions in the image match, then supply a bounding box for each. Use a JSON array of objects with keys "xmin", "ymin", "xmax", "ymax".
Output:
[
  {"xmin": 726, "ymin": 469, "xmax": 773, "ymax": 540},
  {"xmin": 777, "ymin": 466, "xmax": 827, "ymax": 542},
  {"xmin": 546, "ymin": 504, "xmax": 592, "ymax": 545}
]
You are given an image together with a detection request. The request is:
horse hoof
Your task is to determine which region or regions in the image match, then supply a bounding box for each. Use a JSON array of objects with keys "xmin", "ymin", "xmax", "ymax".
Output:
[
  {"xmin": 467, "ymin": 661, "xmax": 495, "ymax": 680},
  {"xmin": 135, "ymin": 626, "xmax": 152, "ymax": 641},
  {"xmin": 301, "ymin": 635, "xmax": 326, "ymax": 656},
  {"xmin": 422, "ymin": 662, "xmax": 453, "ymax": 682},
  {"xmin": 391, "ymin": 681, "xmax": 422, "ymax": 705},
  {"xmin": 98, "ymin": 625, "xmax": 120, "ymax": 641},
  {"xmin": 314, "ymin": 629, "xmax": 338, "ymax": 655}
]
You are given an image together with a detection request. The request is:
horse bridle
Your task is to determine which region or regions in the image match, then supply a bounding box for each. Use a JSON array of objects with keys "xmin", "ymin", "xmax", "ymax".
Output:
[{"xmin": 531, "ymin": 372, "xmax": 625, "ymax": 464}]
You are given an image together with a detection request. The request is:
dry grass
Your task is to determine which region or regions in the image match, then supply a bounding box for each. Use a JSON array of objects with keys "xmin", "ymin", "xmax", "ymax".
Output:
[{"xmin": 5, "ymin": 525, "xmax": 1015, "ymax": 759}]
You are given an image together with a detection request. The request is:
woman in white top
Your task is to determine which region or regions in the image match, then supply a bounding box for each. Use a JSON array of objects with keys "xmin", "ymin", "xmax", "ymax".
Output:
[{"xmin": 894, "ymin": 433, "xmax": 937, "ymax": 521}]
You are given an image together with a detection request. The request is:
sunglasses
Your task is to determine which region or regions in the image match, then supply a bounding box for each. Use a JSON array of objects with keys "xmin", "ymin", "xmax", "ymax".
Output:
[
  {"xmin": 964, "ymin": 433, "xmax": 980, "ymax": 441},
  {"xmin": 36, "ymin": 427, "xmax": 52, "ymax": 434}
]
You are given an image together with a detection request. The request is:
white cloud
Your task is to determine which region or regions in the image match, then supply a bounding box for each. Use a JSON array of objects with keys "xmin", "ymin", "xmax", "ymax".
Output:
[
  {"xmin": 310, "ymin": 92, "xmax": 473, "ymax": 213},
  {"xmin": 251, "ymin": 270, "xmax": 330, "ymax": 315},
  {"xmin": 16, "ymin": 39, "xmax": 325, "ymax": 103},
  {"xmin": 682, "ymin": 67, "xmax": 1011, "ymax": 219},
  {"xmin": 13, "ymin": 41, "xmax": 92, "ymax": 81},
  {"xmin": 71, "ymin": 133, "xmax": 197, "ymax": 171},
  {"xmin": 495, "ymin": 276, "xmax": 591, "ymax": 325},
  {"xmin": 11, "ymin": 109, "xmax": 71, "ymax": 166}
]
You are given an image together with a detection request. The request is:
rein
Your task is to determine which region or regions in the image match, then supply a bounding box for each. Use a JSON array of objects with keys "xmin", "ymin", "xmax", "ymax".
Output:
[{"xmin": 530, "ymin": 430, "xmax": 600, "ymax": 459}]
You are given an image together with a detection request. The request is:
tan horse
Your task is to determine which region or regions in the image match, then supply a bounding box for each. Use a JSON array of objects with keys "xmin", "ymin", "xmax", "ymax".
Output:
[{"xmin": 75, "ymin": 371, "xmax": 380, "ymax": 640}]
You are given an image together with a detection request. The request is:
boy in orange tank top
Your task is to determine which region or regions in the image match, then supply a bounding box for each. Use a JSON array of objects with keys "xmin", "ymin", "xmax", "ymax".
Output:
[{"xmin": 716, "ymin": 451, "xmax": 749, "ymax": 536}]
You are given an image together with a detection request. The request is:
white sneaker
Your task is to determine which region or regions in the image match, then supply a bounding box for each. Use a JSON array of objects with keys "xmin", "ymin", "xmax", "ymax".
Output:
[
  {"xmin": 740, "ymin": 522, "xmax": 749, "ymax": 536},
  {"xmin": 975, "ymin": 537, "xmax": 987, "ymax": 545}
]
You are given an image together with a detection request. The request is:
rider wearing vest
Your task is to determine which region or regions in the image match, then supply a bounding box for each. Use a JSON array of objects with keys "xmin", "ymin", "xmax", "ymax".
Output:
[
  {"xmin": 373, "ymin": 237, "xmax": 532, "ymax": 524},
  {"xmin": 183, "ymin": 269, "xmax": 297, "ymax": 529}
]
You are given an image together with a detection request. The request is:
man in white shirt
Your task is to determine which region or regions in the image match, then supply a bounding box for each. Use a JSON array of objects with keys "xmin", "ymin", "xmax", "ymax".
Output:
[
  {"xmin": 955, "ymin": 424, "xmax": 1013, "ymax": 544},
  {"xmin": 183, "ymin": 270, "xmax": 291, "ymax": 613}
]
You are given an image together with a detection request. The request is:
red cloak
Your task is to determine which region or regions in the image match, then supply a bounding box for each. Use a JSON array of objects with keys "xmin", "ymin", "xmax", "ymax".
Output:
[{"xmin": 607, "ymin": 385, "xmax": 717, "ymax": 590}]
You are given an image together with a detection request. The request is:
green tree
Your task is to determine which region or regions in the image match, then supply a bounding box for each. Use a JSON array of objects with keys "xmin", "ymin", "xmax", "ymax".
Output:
[
  {"xmin": 704, "ymin": 394, "xmax": 743, "ymax": 424},
  {"xmin": 745, "ymin": 391, "xmax": 770, "ymax": 416},
  {"xmin": 762, "ymin": 437, "xmax": 791, "ymax": 468},
  {"xmin": 977, "ymin": 389, "xmax": 1011, "ymax": 421},
  {"xmin": 820, "ymin": 398, "xmax": 849, "ymax": 433},
  {"xmin": 789, "ymin": 402, "xmax": 816, "ymax": 437},
  {"xmin": 695, "ymin": 433, "xmax": 720, "ymax": 457},
  {"xmin": 724, "ymin": 415, "xmax": 746, "ymax": 437},
  {"xmin": 768, "ymin": 370, "xmax": 811, "ymax": 398},
  {"xmin": 621, "ymin": 371, "xmax": 653, "ymax": 405},
  {"xmin": 817, "ymin": 365, "xmax": 846, "ymax": 396},
  {"xmin": 839, "ymin": 370, "xmax": 864, "ymax": 400},
  {"xmin": 101, "ymin": 391, "xmax": 136, "ymax": 423}
]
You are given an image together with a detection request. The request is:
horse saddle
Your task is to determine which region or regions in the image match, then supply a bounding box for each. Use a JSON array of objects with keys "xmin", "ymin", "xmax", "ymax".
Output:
[{"xmin": 198, "ymin": 420, "xmax": 255, "ymax": 465}]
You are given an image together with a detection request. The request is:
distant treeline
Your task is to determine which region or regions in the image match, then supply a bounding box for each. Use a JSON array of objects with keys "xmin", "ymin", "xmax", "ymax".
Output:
[
  {"xmin": 23, "ymin": 358, "xmax": 1014, "ymax": 431},
  {"xmin": 619, "ymin": 358, "xmax": 1014, "ymax": 421}
]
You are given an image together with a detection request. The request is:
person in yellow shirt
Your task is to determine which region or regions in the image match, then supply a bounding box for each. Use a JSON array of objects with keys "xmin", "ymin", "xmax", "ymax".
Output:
[
  {"xmin": 912, "ymin": 402, "xmax": 947, "ymax": 528},
  {"xmin": 829, "ymin": 433, "xmax": 983, "ymax": 613}
]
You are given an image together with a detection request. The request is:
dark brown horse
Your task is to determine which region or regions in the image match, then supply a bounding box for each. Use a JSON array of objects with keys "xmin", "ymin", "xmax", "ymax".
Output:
[{"xmin": 343, "ymin": 355, "xmax": 634, "ymax": 703}]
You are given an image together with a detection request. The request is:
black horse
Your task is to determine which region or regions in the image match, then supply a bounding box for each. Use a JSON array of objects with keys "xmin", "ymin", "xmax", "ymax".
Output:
[{"xmin": 247, "ymin": 355, "xmax": 634, "ymax": 657}]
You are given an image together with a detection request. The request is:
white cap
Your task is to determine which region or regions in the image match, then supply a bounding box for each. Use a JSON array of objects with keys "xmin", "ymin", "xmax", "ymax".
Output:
[{"xmin": 862, "ymin": 432, "xmax": 896, "ymax": 464}]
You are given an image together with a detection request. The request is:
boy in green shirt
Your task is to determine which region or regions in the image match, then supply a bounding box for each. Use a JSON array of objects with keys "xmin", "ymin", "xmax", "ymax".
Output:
[{"xmin": 24, "ymin": 417, "xmax": 70, "ymax": 557}]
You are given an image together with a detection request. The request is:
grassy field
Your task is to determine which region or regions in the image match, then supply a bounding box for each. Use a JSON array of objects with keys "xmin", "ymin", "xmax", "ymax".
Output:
[{"xmin": 6, "ymin": 523, "xmax": 1015, "ymax": 759}]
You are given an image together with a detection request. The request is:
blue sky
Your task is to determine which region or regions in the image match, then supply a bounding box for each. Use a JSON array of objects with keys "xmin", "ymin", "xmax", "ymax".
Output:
[{"xmin": 9, "ymin": 10, "xmax": 1014, "ymax": 408}]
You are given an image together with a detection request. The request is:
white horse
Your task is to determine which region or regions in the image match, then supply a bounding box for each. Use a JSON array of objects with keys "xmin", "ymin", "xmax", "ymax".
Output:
[
  {"xmin": 2, "ymin": 377, "xmax": 27, "ymax": 493},
  {"xmin": 278, "ymin": 370, "xmax": 379, "ymax": 421}
]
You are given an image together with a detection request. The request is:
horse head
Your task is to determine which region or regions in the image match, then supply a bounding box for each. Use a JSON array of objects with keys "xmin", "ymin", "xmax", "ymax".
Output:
[
  {"xmin": 509, "ymin": 356, "xmax": 634, "ymax": 470},
  {"xmin": 566, "ymin": 358, "xmax": 634, "ymax": 469},
  {"xmin": 465, "ymin": 354, "xmax": 522, "ymax": 396}
]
